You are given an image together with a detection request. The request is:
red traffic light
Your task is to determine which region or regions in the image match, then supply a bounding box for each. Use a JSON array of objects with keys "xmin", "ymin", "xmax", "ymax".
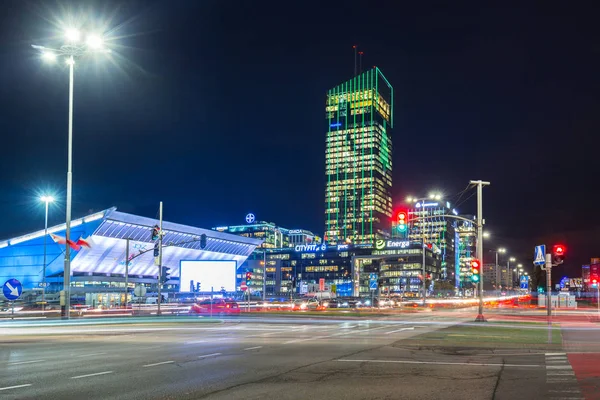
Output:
[
  {"xmin": 593, "ymin": 279, "xmax": 598, "ymax": 284},
  {"xmin": 553, "ymin": 244, "xmax": 566, "ymax": 255},
  {"xmin": 397, "ymin": 211, "xmax": 406, "ymax": 221},
  {"xmin": 471, "ymin": 259, "xmax": 481, "ymax": 269}
]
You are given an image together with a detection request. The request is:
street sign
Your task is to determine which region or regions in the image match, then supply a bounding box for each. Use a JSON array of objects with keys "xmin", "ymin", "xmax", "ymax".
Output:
[
  {"xmin": 519, "ymin": 276, "xmax": 529, "ymax": 290},
  {"xmin": 133, "ymin": 285, "xmax": 147, "ymax": 297},
  {"xmin": 369, "ymin": 273, "xmax": 378, "ymax": 290},
  {"xmin": 534, "ymin": 245, "xmax": 546, "ymax": 265},
  {"xmin": 240, "ymin": 282, "xmax": 247, "ymax": 291},
  {"xmin": 3, "ymin": 279, "xmax": 22, "ymax": 301},
  {"xmin": 38, "ymin": 282, "xmax": 49, "ymax": 288}
]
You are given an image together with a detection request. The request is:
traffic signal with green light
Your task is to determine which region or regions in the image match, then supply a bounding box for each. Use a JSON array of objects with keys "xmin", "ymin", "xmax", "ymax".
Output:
[
  {"xmin": 471, "ymin": 259, "xmax": 481, "ymax": 282},
  {"xmin": 151, "ymin": 225, "xmax": 160, "ymax": 241},
  {"xmin": 397, "ymin": 211, "xmax": 407, "ymax": 233}
]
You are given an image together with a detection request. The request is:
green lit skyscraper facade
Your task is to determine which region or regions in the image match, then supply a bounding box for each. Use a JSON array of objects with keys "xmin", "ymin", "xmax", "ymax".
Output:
[{"xmin": 325, "ymin": 67, "xmax": 393, "ymax": 244}]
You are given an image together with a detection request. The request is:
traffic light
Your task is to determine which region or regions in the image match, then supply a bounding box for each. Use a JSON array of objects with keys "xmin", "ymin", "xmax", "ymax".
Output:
[
  {"xmin": 246, "ymin": 272, "xmax": 252, "ymax": 285},
  {"xmin": 591, "ymin": 275, "xmax": 598, "ymax": 288},
  {"xmin": 153, "ymin": 242, "xmax": 159, "ymax": 257},
  {"xmin": 160, "ymin": 266, "xmax": 170, "ymax": 284},
  {"xmin": 151, "ymin": 225, "xmax": 160, "ymax": 241},
  {"xmin": 471, "ymin": 259, "xmax": 481, "ymax": 282},
  {"xmin": 397, "ymin": 211, "xmax": 407, "ymax": 233},
  {"xmin": 200, "ymin": 234, "xmax": 207, "ymax": 249},
  {"xmin": 552, "ymin": 244, "xmax": 566, "ymax": 265}
]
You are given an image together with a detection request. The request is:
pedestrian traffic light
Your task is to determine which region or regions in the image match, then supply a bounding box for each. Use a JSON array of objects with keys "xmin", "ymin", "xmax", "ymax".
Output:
[
  {"xmin": 552, "ymin": 244, "xmax": 566, "ymax": 265},
  {"xmin": 160, "ymin": 266, "xmax": 170, "ymax": 284},
  {"xmin": 397, "ymin": 211, "xmax": 407, "ymax": 233},
  {"xmin": 200, "ymin": 234, "xmax": 207, "ymax": 249},
  {"xmin": 471, "ymin": 259, "xmax": 481, "ymax": 282},
  {"xmin": 151, "ymin": 225, "xmax": 160, "ymax": 241}
]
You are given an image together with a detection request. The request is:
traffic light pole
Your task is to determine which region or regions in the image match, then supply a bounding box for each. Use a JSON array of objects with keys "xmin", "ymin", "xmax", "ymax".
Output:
[
  {"xmin": 470, "ymin": 180, "xmax": 490, "ymax": 322},
  {"xmin": 546, "ymin": 253, "xmax": 552, "ymax": 317},
  {"xmin": 157, "ymin": 201, "xmax": 163, "ymax": 316},
  {"xmin": 124, "ymin": 238, "xmax": 130, "ymax": 308}
]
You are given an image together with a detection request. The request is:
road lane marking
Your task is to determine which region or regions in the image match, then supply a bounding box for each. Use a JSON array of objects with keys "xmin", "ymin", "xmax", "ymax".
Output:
[
  {"xmin": 385, "ymin": 327, "xmax": 414, "ymax": 334},
  {"xmin": 198, "ymin": 353, "xmax": 221, "ymax": 359},
  {"xmin": 546, "ymin": 365, "xmax": 573, "ymax": 369},
  {"xmin": 71, "ymin": 371, "xmax": 113, "ymax": 379},
  {"xmin": 244, "ymin": 346, "xmax": 262, "ymax": 351},
  {"xmin": 185, "ymin": 340, "xmax": 206, "ymax": 344},
  {"xmin": 143, "ymin": 361, "xmax": 174, "ymax": 367},
  {"xmin": 545, "ymin": 353, "xmax": 567, "ymax": 356},
  {"xmin": 8, "ymin": 360, "xmax": 45, "ymax": 365},
  {"xmin": 0, "ymin": 384, "xmax": 32, "ymax": 391},
  {"xmin": 337, "ymin": 359, "xmax": 540, "ymax": 367},
  {"xmin": 76, "ymin": 353, "xmax": 107, "ymax": 358},
  {"xmin": 284, "ymin": 336, "xmax": 325, "ymax": 344}
]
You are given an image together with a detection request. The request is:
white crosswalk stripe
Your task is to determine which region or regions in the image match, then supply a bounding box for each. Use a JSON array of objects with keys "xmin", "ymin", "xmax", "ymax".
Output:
[{"xmin": 544, "ymin": 353, "xmax": 581, "ymax": 400}]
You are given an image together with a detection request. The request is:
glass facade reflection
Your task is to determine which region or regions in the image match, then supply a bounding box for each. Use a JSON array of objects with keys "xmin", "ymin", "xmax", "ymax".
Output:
[{"xmin": 325, "ymin": 68, "xmax": 394, "ymax": 245}]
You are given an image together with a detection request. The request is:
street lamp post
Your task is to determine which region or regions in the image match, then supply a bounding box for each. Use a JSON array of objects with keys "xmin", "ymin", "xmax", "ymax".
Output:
[
  {"xmin": 40, "ymin": 195, "xmax": 54, "ymax": 315},
  {"xmin": 33, "ymin": 29, "xmax": 109, "ymax": 319},
  {"xmin": 494, "ymin": 248, "xmax": 506, "ymax": 290},
  {"xmin": 508, "ymin": 257, "xmax": 516, "ymax": 289}
]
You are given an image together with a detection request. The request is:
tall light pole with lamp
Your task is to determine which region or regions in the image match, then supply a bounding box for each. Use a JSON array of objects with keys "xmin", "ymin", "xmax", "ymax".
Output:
[
  {"xmin": 40, "ymin": 195, "xmax": 54, "ymax": 315},
  {"xmin": 487, "ymin": 248, "xmax": 505, "ymax": 291},
  {"xmin": 32, "ymin": 29, "xmax": 110, "ymax": 319},
  {"xmin": 406, "ymin": 192, "xmax": 443, "ymax": 306},
  {"xmin": 507, "ymin": 257, "xmax": 516, "ymax": 289}
]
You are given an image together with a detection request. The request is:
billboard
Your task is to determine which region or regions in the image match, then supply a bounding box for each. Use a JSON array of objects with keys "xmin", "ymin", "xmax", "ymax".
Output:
[{"xmin": 179, "ymin": 260, "xmax": 236, "ymax": 293}]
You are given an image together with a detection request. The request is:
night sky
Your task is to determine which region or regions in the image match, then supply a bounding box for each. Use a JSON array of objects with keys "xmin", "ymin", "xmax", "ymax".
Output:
[{"xmin": 1, "ymin": 1, "xmax": 598, "ymax": 277}]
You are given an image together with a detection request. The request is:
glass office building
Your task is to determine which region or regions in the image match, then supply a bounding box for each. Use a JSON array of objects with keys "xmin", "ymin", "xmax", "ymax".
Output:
[
  {"xmin": 407, "ymin": 201, "xmax": 457, "ymax": 281},
  {"xmin": 325, "ymin": 67, "xmax": 394, "ymax": 245},
  {"xmin": 247, "ymin": 240, "xmax": 441, "ymax": 297}
]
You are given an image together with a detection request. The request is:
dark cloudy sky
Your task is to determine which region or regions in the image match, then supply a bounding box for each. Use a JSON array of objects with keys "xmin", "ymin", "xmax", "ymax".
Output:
[{"xmin": 0, "ymin": 0, "xmax": 598, "ymax": 276}]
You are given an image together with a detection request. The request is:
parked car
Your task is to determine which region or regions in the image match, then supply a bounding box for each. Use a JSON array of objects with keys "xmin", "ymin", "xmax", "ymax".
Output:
[{"xmin": 189, "ymin": 299, "xmax": 240, "ymax": 316}]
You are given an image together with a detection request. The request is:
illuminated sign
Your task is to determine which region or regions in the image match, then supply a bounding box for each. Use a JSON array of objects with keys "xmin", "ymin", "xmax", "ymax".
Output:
[
  {"xmin": 214, "ymin": 226, "xmax": 229, "ymax": 231},
  {"xmin": 375, "ymin": 240, "xmax": 410, "ymax": 250},
  {"xmin": 330, "ymin": 122, "xmax": 342, "ymax": 128},
  {"xmin": 288, "ymin": 229, "xmax": 304, "ymax": 234},
  {"xmin": 415, "ymin": 202, "xmax": 439, "ymax": 208},
  {"xmin": 295, "ymin": 244, "xmax": 327, "ymax": 252},
  {"xmin": 245, "ymin": 213, "xmax": 255, "ymax": 224},
  {"xmin": 337, "ymin": 244, "xmax": 349, "ymax": 251}
]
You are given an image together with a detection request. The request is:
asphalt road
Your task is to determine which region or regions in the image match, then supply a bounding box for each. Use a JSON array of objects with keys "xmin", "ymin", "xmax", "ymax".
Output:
[{"xmin": 0, "ymin": 314, "xmax": 571, "ymax": 400}]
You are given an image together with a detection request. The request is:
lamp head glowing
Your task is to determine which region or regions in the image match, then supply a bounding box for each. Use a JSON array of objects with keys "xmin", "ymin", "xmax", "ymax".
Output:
[
  {"xmin": 65, "ymin": 28, "xmax": 81, "ymax": 42},
  {"xmin": 86, "ymin": 34, "xmax": 104, "ymax": 49},
  {"xmin": 40, "ymin": 196, "xmax": 55, "ymax": 203}
]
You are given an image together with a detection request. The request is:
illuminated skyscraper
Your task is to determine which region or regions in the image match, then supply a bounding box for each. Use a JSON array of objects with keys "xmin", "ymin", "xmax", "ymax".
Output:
[{"xmin": 325, "ymin": 67, "xmax": 393, "ymax": 244}]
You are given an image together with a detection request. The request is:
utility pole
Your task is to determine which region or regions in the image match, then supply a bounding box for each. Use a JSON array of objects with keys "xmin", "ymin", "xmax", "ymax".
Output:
[
  {"xmin": 124, "ymin": 238, "xmax": 130, "ymax": 309},
  {"xmin": 157, "ymin": 201, "xmax": 163, "ymax": 316},
  {"xmin": 262, "ymin": 248, "xmax": 266, "ymax": 301},
  {"xmin": 470, "ymin": 180, "xmax": 490, "ymax": 322},
  {"xmin": 546, "ymin": 253, "xmax": 552, "ymax": 317},
  {"xmin": 422, "ymin": 234, "xmax": 427, "ymax": 306}
]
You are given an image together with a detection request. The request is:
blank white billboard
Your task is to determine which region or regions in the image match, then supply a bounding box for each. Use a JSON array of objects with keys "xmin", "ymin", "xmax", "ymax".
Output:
[{"xmin": 179, "ymin": 260, "xmax": 236, "ymax": 293}]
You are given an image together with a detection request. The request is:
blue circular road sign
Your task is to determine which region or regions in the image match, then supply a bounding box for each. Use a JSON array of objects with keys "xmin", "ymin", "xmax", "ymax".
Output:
[{"xmin": 3, "ymin": 278, "xmax": 23, "ymax": 301}]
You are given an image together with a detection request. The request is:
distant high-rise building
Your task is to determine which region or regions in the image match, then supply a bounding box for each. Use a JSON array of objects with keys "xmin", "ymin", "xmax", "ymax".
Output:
[
  {"xmin": 406, "ymin": 201, "xmax": 457, "ymax": 281},
  {"xmin": 324, "ymin": 67, "xmax": 393, "ymax": 244}
]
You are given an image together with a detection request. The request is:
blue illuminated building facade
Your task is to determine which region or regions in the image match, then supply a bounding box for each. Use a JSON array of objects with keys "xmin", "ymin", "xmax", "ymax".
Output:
[{"xmin": 0, "ymin": 207, "xmax": 261, "ymax": 305}]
